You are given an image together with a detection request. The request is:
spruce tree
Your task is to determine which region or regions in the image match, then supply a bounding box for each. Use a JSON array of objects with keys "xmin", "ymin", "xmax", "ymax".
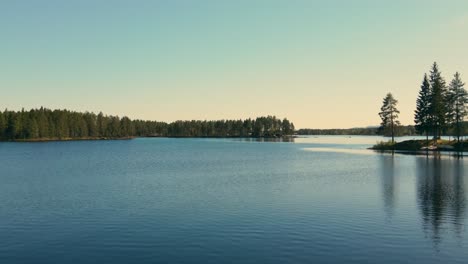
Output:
[
  {"xmin": 97, "ymin": 112, "xmax": 106, "ymax": 137},
  {"xmin": 447, "ymin": 72, "xmax": 468, "ymax": 144},
  {"xmin": 0, "ymin": 111, "xmax": 5, "ymax": 140},
  {"xmin": 428, "ymin": 62, "xmax": 447, "ymax": 141},
  {"xmin": 414, "ymin": 74, "xmax": 432, "ymax": 143},
  {"xmin": 37, "ymin": 108, "xmax": 49, "ymax": 138},
  {"xmin": 379, "ymin": 93, "xmax": 400, "ymax": 143}
]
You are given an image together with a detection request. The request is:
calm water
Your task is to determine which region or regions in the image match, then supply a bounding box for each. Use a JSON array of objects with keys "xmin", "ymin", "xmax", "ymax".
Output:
[{"xmin": 0, "ymin": 136, "xmax": 467, "ymax": 263}]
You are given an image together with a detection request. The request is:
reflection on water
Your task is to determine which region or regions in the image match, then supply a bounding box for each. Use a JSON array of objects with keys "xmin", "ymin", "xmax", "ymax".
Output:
[
  {"xmin": 380, "ymin": 155, "xmax": 397, "ymax": 218},
  {"xmin": 1, "ymin": 137, "xmax": 467, "ymax": 263},
  {"xmin": 416, "ymin": 157, "xmax": 466, "ymax": 245},
  {"xmin": 392, "ymin": 150, "xmax": 468, "ymax": 158},
  {"xmin": 303, "ymin": 147, "xmax": 374, "ymax": 155},
  {"xmin": 233, "ymin": 137, "xmax": 295, "ymax": 142}
]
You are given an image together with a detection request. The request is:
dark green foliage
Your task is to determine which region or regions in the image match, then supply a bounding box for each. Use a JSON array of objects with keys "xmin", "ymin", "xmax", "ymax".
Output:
[
  {"xmin": 371, "ymin": 141, "xmax": 396, "ymax": 150},
  {"xmin": 414, "ymin": 63, "xmax": 467, "ymax": 144},
  {"xmin": 281, "ymin": 118, "xmax": 295, "ymax": 136},
  {"xmin": 371, "ymin": 140, "xmax": 425, "ymax": 151},
  {"xmin": 446, "ymin": 72, "xmax": 468, "ymax": 143},
  {"xmin": 0, "ymin": 108, "xmax": 294, "ymax": 141},
  {"xmin": 414, "ymin": 74, "xmax": 432, "ymax": 137},
  {"xmin": 296, "ymin": 126, "xmax": 416, "ymax": 136},
  {"xmin": 120, "ymin": 117, "xmax": 135, "ymax": 137},
  {"xmin": 372, "ymin": 139, "xmax": 468, "ymax": 152},
  {"xmin": 164, "ymin": 116, "xmax": 291, "ymax": 138},
  {"xmin": 0, "ymin": 111, "xmax": 5, "ymax": 139},
  {"xmin": 428, "ymin": 62, "xmax": 448, "ymax": 139},
  {"xmin": 393, "ymin": 140, "xmax": 426, "ymax": 151},
  {"xmin": 84, "ymin": 112, "xmax": 98, "ymax": 137},
  {"xmin": 452, "ymin": 140, "xmax": 468, "ymax": 151},
  {"xmin": 378, "ymin": 93, "xmax": 400, "ymax": 143}
]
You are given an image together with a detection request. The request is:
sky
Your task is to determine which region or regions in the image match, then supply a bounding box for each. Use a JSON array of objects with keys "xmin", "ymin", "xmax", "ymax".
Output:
[{"xmin": 1, "ymin": 0, "xmax": 468, "ymax": 128}]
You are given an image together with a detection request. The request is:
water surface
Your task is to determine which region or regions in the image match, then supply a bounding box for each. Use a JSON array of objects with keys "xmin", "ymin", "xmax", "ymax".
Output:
[{"xmin": 0, "ymin": 136, "xmax": 467, "ymax": 263}]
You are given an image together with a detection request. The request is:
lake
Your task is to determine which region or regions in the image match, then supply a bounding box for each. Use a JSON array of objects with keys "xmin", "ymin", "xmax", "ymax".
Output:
[{"xmin": 0, "ymin": 136, "xmax": 467, "ymax": 263}]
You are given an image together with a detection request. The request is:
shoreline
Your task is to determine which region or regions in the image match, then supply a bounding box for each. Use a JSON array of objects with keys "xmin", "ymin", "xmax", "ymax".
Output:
[
  {"xmin": 1, "ymin": 135, "xmax": 296, "ymax": 143},
  {"xmin": 369, "ymin": 139, "xmax": 468, "ymax": 152},
  {"xmin": 5, "ymin": 137, "xmax": 136, "ymax": 143}
]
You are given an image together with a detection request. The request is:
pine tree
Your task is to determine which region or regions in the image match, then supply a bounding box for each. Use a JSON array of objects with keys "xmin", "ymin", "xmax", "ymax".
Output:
[
  {"xmin": 28, "ymin": 119, "xmax": 40, "ymax": 139},
  {"xmin": 447, "ymin": 72, "xmax": 468, "ymax": 144},
  {"xmin": 6, "ymin": 113, "xmax": 21, "ymax": 139},
  {"xmin": 379, "ymin": 93, "xmax": 400, "ymax": 143},
  {"xmin": 0, "ymin": 111, "xmax": 5, "ymax": 140},
  {"xmin": 37, "ymin": 107, "xmax": 50, "ymax": 138},
  {"xmin": 428, "ymin": 62, "xmax": 447, "ymax": 140},
  {"xmin": 281, "ymin": 118, "xmax": 295, "ymax": 135},
  {"xmin": 56, "ymin": 111, "xmax": 69, "ymax": 139},
  {"xmin": 120, "ymin": 116, "xmax": 134, "ymax": 137},
  {"xmin": 84, "ymin": 113, "xmax": 98, "ymax": 137},
  {"xmin": 97, "ymin": 112, "xmax": 107, "ymax": 137},
  {"xmin": 414, "ymin": 74, "xmax": 432, "ymax": 143}
]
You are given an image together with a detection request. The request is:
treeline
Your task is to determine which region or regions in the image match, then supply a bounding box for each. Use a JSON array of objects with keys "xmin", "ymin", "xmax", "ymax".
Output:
[
  {"xmin": 377, "ymin": 62, "xmax": 467, "ymax": 144},
  {"xmin": 0, "ymin": 108, "xmax": 295, "ymax": 141},
  {"xmin": 296, "ymin": 126, "xmax": 416, "ymax": 136},
  {"xmin": 414, "ymin": 63, "xmax": 467, "ymax": 143},
  {"xmin": 166, "ymin": 116, "xmax": 294, "ymax": 137}
]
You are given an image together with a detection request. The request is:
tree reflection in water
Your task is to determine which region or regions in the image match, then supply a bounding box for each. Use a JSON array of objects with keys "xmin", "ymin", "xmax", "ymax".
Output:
[
  {"xmin": 416, "ymin": 156, "xmax": 466, "ymax": 246},
  {"xmin": 380, "ymin": 153, "xmax": 397, "ymax": 219}
]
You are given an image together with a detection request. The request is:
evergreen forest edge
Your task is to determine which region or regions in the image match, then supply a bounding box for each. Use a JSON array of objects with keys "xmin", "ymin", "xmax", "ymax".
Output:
[
  {"xmin": 0, "ymin": 109, "xmax": 295, "ymax": 141},
  {"xmin": 1, "ymin": 62, "xmax": 467, "ymax": 144}
]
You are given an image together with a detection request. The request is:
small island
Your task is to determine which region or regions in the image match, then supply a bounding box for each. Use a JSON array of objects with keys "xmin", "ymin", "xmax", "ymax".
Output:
[
  {"xmin": 370, "ymin": 139, "xmax": 468, "ymax": 152},
  {"xmin": 370, "ymin": 62, "xmax": 467, "ymax": 154}
]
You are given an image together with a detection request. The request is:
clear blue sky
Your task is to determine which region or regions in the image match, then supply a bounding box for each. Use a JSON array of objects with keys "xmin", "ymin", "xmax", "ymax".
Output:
[{"xmin": 1, "ymin": 0, "xmax": 467, "ymax": 128}]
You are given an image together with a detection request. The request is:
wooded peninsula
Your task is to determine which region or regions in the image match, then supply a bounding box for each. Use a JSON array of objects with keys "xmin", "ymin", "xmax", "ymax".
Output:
[{"xmin": 0, "ymin": 108, "xmax": 295, "ymax": 141}]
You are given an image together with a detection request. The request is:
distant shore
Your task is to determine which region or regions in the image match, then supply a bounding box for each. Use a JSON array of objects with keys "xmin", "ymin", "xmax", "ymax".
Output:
[
  {"xmin": 2, "ymin": 135, "xmax": 296, "ymax": 143},
  {"xmin": 8, "ymin": 136, "xmax": 136, "ymax": 143}
]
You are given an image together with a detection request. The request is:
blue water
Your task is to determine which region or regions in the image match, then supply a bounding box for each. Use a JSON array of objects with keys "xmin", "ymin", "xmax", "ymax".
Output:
[{"xmin": 0, "ymin": 136, "xmax": 467, "ymax": 263}]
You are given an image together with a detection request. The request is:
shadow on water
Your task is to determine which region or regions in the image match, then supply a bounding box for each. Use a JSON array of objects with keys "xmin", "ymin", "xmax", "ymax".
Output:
[
  {"xmin": 416, "ymin": 156, "xmax": 466, "ymax": 246},
  {"xmin": 379, "ymin": 154, "xmax": 397, "ymax": 219}
]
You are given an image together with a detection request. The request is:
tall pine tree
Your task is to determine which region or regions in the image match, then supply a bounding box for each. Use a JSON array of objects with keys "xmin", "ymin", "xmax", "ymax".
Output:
[
  {"xmin": 0, "ymin": 111, "xmax": 5, "ymax": 140},
  {"xmin": 379, "ymin": 93, "xmax": 400, "ymax": 143},
  {"xmin": 414, "ymin": 74, "xmax": 432, "ymax": 143},
  {"xmin": 428, "ymin": 62, "xmax": 447, "ymax": 141},
  {"xmin": 447, "ymin": 72, "xmax": 467, "ymax": 144}
]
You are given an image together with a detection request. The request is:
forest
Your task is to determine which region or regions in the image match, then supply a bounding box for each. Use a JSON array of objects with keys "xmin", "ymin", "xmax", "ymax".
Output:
[
  {"xmin": 296, "ymin": 126, "xmax": 416, "ymax": 136},
  {"xmin": 0, "ymin": 108, "xmax": 295, "ymax": 141}
]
